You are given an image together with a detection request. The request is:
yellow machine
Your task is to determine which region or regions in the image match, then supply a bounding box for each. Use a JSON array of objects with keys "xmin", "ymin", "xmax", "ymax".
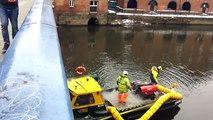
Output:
[{"xmin": 67, "ymin": 76, "xmax": 107, "ymax": 118}]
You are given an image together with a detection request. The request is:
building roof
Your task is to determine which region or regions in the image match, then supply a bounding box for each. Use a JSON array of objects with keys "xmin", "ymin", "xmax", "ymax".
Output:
[{"xmin": 67, "ymin": 76, "xmax": 102, "ymax": 95}]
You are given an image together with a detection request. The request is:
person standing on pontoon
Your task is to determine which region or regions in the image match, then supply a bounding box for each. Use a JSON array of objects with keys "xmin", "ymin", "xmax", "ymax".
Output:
[
  {"xmin": 150, "ymin": 66, "xmax": 162, "ymax": 84},
  {"xmin": 116, "ymin": 71, "xmax": 131, "ymax": 103}
]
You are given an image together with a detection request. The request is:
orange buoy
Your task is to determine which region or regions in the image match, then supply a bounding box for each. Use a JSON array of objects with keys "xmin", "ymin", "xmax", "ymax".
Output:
[{"xmin": 75, "ymin": 66, "xmax": 86, "ymax": 75}]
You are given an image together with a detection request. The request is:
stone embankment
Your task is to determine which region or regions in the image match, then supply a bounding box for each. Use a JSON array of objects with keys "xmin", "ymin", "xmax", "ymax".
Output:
[{"xmin": 107, "ymin": 11, "xmax": 213, "ymax": 26}]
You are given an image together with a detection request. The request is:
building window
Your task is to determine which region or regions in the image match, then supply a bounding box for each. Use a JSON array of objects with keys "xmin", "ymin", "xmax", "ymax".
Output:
[
  {"xmin": 90, "ymin": 0, "xmax": 98, "ymax": 12},
  {"xmin": 69, "ymin": 0, "xmax": 74, "ymax": 7}
]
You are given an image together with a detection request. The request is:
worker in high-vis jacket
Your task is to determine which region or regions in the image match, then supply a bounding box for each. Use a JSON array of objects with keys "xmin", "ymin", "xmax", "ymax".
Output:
[
  {"xmin": 150, "ymin": 66, "xmax": 162, "ymax": 84},
  {"xmin": 116, "ymin": 71, "xmax": 131, "ymax": 103}
]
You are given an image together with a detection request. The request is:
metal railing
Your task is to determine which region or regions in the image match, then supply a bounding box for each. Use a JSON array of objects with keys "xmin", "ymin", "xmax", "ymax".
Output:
[{"xmin": 0, "ymin": 0, "xmax": 74, "ymax": 119}]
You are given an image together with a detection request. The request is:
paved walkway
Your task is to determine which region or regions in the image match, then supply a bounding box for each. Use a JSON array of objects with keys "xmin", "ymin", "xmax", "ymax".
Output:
[{"xmin": 0, "ymin": 0, "xmax": 34, "ymax": 60}]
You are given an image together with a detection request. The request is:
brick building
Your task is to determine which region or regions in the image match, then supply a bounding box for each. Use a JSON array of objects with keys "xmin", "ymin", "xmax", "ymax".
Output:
[
  {"xmin": 54, "ymin": 0, "xmax": 213, "ymax": 26},
  {"xmin": 53, "ymin": 0, "xmax": 108, "ymax": 25},
  {"xmin": 117, "ymin": 0, "xmax": 212, "ymax": 13}
]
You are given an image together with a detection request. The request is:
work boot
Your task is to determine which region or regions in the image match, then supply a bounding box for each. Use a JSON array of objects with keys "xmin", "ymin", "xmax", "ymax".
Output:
[{"xmin": 2, "ymin": 42, "xmax": 10, "ymax": 53}]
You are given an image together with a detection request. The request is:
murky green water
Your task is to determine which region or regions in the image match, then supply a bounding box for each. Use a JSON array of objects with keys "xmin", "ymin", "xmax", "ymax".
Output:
[{"xmin": 58, "ymin": 25, "xmax": 213, "ymax": 120}]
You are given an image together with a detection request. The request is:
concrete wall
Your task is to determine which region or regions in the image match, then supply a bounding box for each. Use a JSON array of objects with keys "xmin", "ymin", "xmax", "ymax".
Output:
[
  {"xmin": 55, "ymin": 13, "xmax": 108, "ymax": 25},
  {"xmin": 107, "ymin": 13, "xmax": 213, "ymax": 25},
  {"xmin": 55, "ymin": 11, "xmax": 213, "ymax": 26},
  {"xmin": 0, "ymin": 0, "xmax": 74, "ymax": 119}
]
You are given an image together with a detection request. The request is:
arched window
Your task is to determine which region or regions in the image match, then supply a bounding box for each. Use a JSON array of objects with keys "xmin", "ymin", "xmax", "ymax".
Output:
[
  {"xmin": 182, "ymin": 2, "xmax": 191, "ymax": 11},
  {"xmin": 167, "ymin": 1, "xmax": 177, "ymax": 10},
  {"xmin": 88, "ymin": 17, "xmax": 99, "ymax": 26},
  {"xmin": 127, "ymin": 0, "xmax": 137, "ymax": 8}
]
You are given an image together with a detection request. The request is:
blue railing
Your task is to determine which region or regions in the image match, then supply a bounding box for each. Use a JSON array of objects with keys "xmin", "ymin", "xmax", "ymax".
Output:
[{"xmin": 0, "ymin": 0, "xmax": 74, "ymax": 119}]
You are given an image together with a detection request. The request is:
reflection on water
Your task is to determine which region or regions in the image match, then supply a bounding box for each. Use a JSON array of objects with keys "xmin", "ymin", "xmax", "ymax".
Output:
[{"xmin": 58, "ymin": 25, "xmax": 213, "ymax": 120}]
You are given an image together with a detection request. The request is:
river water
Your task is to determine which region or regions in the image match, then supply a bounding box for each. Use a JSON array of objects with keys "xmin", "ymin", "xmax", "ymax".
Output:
[{"xmin": 58, "ymin": 25, "xmax": 213, "ymax": 120}]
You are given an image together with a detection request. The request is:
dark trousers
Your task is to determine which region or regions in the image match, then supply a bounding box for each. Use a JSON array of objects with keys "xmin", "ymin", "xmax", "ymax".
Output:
[
  {"xmin": 0, "ymin": 7, "xmax": 19, "ymax": 43},
  {"xmin": 150, "ymin": 74, "xmax": 157, "ymax": 84}
]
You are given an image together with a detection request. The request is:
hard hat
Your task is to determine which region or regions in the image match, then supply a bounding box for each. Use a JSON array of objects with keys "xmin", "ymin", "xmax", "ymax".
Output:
[
  {"xmin": 123, "ymin": 71, "xmax": 128, "ymax": 75},
  {"xmin": 157, "ymin": 66, "xmax": 162, "ymax": 71}
]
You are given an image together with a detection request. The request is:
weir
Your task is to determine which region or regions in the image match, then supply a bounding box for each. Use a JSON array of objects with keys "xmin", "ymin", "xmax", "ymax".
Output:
[{"xmin": 0, "ymin": 0, "xmax": 74, "ymax": 119}]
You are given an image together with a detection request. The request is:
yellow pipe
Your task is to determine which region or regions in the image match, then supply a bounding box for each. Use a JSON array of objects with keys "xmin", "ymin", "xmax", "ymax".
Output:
[
  {"xmin": 156, "ymin": 84, "xmax": 172, "ymax": 93},
  {"xmin": 157, "ymin": 84, "xmax": 183, "ymax": 99},
  {"xmin": 138, "ymin": 85, "xmax": 183, "ymax": 120},
  {"xmin": 106, "ymin": 106, "xmax": 124, "ymax": 120}
]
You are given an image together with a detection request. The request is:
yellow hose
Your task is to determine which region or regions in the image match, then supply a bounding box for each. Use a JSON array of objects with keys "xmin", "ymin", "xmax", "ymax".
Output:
[
  {"xmin": 106, "ymin": 106, "xmax": 124, "ymax": 120},
  {"xmin": 156, "ymin": 84, "xmax": 172, "ymax": 93},
  {"xmin": 157, "ymin": 84, "xmax": 183, "ymax": 99},
  {"xmin": 138, "ymin": 85, "xmax": 183, "ymax": 120}
]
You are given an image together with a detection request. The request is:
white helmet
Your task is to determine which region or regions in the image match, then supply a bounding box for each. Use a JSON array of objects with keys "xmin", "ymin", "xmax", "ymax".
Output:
[
  {"xmin": 157, "ymin": 66, "xmax": 162, "ymax": 71},
  {"xmin": 123, "ymin": 71, "xmax": 128, "ymax": 75}
]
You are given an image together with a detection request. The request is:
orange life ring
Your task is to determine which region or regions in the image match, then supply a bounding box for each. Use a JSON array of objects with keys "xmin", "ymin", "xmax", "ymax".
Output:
[{"xmin": 75, "ymin": 66, "xmax": 86, "ymax": 75}]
